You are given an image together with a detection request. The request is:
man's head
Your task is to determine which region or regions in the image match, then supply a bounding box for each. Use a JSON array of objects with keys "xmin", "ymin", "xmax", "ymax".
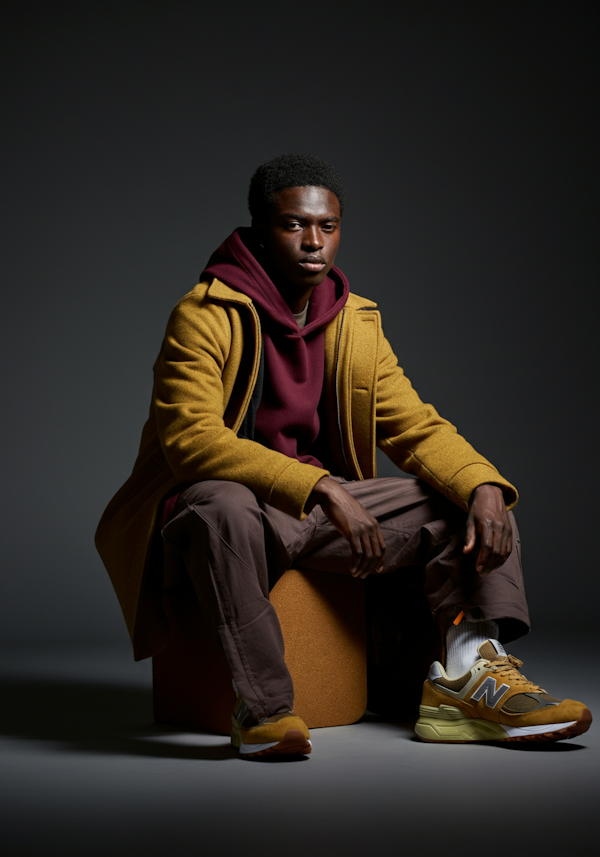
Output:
[
  {"xmin": 248, "ymin": 153, "xmax": 345, "ymax": 222},
  {"xmin": 248, "ymin": 154, "xmax": 344, "ymax": 309}
]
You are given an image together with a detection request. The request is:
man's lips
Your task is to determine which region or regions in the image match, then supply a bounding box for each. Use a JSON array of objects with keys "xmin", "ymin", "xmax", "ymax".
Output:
[{"xmin": 299, "ymin": 256, "xmax": 327, "ymax": 272}]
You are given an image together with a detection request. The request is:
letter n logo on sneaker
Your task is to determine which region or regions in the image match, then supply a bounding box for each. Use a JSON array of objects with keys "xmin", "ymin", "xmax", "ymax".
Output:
[{"xmin": 471, "ymin": 676, "xmax": 511, "ymax": 709}]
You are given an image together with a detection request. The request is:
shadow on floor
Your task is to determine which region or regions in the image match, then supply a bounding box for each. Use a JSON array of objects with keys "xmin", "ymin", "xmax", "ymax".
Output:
[
  {"xmin": 1, "ymin": 678, "xmax": 590, "ymax": 761},
  {"xmin": 0, "ymin": 679, "xmax": 237, "ymax": 761}
]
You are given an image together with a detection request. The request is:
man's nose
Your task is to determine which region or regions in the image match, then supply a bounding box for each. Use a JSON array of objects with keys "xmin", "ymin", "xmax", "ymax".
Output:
[{"xmin": 302, "ymin": 226, "xmax": 323, "ymax": 250}]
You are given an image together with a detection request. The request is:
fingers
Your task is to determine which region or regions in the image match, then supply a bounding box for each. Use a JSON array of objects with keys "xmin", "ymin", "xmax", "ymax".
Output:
[
  {"xmin": 350, "ymin": 523, "xmax": 386, "ymax": 579},
  {"xmin": 463, "ymin": 516, "xmax": 477, "ymax": 555},
  {"xmin": 468, "ymin": 485, "xmax": 514, "ymax": 574},
  {"xmin": 475, "ymin": 517, "xmax": 513, "ymax": 574},
  {"xmin": 359, "ymin": 529, "xmax": 386, "ymax": 579},
  {"xmin": 317, "ymin": 482, "xmax": 386, "ymax": 579},
  {"xmin": 476, "ymin": 533, "xmax": 492, "ymax": 573}
]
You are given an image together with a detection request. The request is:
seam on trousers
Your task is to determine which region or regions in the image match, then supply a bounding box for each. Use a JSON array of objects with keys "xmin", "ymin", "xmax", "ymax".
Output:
[
  {"xmin": 185, "ymin": 506, "xmax": 276, "ymax": 714},
  {"xmin": 284, "ymin": 518, "xmax": 319, "ymax": 560},
  {"xmin": 230, "ymin": 602, "xmax": 275, "ymax": 632},
  {"xmin": 228, "ymin": 617, "xmax": 286, "ymax": 718},
  {"xmin": 188, "ymin": 505, "xmax": 264, "ymax": 577},
  {"xmin": 218, "ymin": 623, "xmax": 269, "ymax": 718}
]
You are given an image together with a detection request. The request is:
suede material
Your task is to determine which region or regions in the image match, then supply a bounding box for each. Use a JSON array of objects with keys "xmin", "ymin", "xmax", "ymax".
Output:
[
  {"xmin": 421, "ymin": 680, "xmax": 448, "ymax": 708},
  {"xmin": 422, "ymin": 673, "xmax": 588, "ymax": 726},
  {"xmin": 497, "ymin": 699, "xmax": 588, "ymax": 726},
  {"xmin": 462, "ymin": 677, "xmax": 587, "ymax": 725},
  {"xmin": 240, "ymin": 714, "xmax": 310, "ymax": 744},
  {"xmin": 96, "ymin": 279, "xmax": 518, "ymax": 659}
]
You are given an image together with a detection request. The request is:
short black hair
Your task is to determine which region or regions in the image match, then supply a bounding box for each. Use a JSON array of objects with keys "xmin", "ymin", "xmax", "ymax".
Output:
[{"xmin": 248, "ymin": 153, "xmax": 345, "ymax": 220}]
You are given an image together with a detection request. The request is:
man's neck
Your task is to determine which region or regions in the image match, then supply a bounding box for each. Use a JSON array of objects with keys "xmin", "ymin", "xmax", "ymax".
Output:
[
  {"xmin": 293, "ymin": 301, "xmax": 309, "ymax": 329},
  {"xmin": 278, "ymin": 284, "xmax": 313, "ymax": 315},
  {"xmin": 266, "ymin": 268, "xmax": 314, "ymax": 314}
]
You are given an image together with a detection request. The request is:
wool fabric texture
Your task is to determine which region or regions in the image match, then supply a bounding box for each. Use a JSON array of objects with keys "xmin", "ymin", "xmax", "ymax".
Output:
[{"xmin": 95, "ymin": 278, "xmax": 519, "ymax": 659}]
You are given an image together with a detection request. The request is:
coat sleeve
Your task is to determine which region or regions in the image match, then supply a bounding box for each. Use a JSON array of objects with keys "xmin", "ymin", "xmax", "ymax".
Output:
[
  {"xmin": 153, "ymin": 295, "xmax": 328, "ymax": 519},
  {"xmin": 374, "ymin": 331, "xmax": 518, "ymax": 510}
]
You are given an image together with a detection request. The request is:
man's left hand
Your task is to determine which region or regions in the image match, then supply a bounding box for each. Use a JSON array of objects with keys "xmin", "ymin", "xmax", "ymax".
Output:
[{"xmin": 463, "ymin": 484, "xmax": 512, "ymax": 574}]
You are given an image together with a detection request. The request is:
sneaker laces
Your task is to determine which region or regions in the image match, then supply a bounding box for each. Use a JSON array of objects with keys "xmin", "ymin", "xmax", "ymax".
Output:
[{"xmin": 484, "ymin": 654, "xmax": 544, "ymax": 692}]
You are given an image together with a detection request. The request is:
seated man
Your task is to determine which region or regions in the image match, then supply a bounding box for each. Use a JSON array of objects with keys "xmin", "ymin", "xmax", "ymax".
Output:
[{"xmin": 96, "ymin": 153, "xmax": 591, "ymax": 759}]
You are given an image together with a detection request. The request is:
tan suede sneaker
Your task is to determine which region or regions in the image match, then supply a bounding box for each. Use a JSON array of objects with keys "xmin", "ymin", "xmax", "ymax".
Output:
[
  {"xmin": 231, "ymin": 692, "xmax": 311, "ymax": 759},
  {"xmin": 415, "ymin": 639, "xmax": 592, "ymax": 743}
]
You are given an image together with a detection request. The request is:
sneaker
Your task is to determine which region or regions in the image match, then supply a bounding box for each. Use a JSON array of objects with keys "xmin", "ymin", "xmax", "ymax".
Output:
[
  {"xmin": 415, "ymin": 639, "xmax": 592, "ymax": 743},
  {"xmin": 231, "ymin": 691, "xmax": 311, "ymax": 759}
]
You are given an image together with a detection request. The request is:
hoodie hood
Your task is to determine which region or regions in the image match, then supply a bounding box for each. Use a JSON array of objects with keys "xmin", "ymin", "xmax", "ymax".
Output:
[
  {"xmin": 201, "ymin": 227, "xmax": 350, "ymax": 466},
  {"xmin": 202, "ymin": 227, "xmax": 349, "ymax": 336}
]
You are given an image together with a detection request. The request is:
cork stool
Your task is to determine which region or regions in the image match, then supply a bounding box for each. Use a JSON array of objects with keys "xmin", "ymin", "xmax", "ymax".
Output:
[{"xmin": 152, "ymin": 568, "xmax": 367, "ymax": 735}]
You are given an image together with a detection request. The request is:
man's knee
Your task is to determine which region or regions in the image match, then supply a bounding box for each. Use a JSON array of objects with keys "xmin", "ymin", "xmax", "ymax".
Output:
[{"xmin": 177, "ymin": 479, "xmax": 260, "ymax": 519}]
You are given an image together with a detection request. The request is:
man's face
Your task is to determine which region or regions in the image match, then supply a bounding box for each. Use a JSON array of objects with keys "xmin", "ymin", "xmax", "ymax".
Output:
[{"xmin": 257, "ymin": 186, "xmax": 341, "ymax": 294}]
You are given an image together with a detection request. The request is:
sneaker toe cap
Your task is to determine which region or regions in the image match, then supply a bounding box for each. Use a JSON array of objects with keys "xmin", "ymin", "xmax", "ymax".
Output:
[{"xmin": 505, "ymin": 698, "xmax": 591, "ymax": 727}]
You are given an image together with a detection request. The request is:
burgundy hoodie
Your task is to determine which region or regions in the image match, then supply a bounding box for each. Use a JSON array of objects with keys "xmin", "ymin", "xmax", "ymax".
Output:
[{"xmin": 202, "ymin": 227, "xmax": 349, "ymax": 467}]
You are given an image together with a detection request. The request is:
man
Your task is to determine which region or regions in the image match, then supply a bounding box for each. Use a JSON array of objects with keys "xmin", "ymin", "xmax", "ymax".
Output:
[{"xmin": 96, "ymin": 153, "xmax": 591, "ymax": 759}]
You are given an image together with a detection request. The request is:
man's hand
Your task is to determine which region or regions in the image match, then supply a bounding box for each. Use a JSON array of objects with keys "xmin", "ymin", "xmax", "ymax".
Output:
[
  {"xmin": 464, "ymin": 484, "xmax": 512, "ymax": 574},
  {"xmin": 308, "ymin": 477, "xmax": 386, "ymax": 578}
]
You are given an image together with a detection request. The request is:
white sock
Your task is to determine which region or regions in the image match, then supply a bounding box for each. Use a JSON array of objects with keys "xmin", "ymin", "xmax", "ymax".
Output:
[{"xmin": 445, "ymin": 620, "xmax": 500, "ymax": 678}]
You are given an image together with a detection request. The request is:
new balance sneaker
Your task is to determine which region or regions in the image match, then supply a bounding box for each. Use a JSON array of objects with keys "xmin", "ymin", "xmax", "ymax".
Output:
[
  {"xmin": 231, "ymin": 691, "xmax": 311, "ymax": 759},
  {"xmin": 415, "ymin": 639, "xmax": 592, "ymax": 743}
]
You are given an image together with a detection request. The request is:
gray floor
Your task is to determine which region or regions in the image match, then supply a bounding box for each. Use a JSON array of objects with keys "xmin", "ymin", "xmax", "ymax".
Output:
[{"xmin": 1, "ymin": 633, "xmax": 597, "ymax": 857}]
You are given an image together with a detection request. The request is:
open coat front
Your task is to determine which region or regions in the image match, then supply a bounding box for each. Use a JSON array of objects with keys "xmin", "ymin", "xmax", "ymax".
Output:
[{"xmin": 95, "ymin": 278, "xmax": 517, "ymax": 660}]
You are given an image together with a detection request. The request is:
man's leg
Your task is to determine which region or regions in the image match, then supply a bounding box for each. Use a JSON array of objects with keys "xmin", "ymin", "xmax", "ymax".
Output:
[
  {"xmin": 290, "ymin": 476, "xmax": 591, "ymax": 742},
  {"xmin": 162, "ymin": 480, "xmax": 307, "ymax": 723},
  {"xmin": 163, "ymin": 474, "xmax": 519, "ymax": 718},
  {"xmin": 163, "ymin": 475, "xmax": 591, "ymax": 745},
  {"xmin": 290, "ymin": 476, "xmax": 530, "ymax": 642}
]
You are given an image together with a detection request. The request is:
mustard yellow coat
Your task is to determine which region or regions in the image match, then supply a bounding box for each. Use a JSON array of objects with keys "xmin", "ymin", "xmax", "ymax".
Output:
[{"xmin": 95, "ymin": 278, "xmax": 517, "ymax": 660}]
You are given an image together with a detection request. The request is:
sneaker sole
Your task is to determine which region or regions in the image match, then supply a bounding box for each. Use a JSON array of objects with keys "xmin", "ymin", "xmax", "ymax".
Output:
[
  {"xmin": 239, "ymin": 729, "xmax": 312, "ymax": 759},
  {"xmin": 415, "ymin": 704, "xmax": 592, "ymax": 743}
]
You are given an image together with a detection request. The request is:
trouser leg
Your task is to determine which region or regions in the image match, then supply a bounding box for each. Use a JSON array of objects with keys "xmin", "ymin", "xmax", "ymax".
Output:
[
  {"xmin": 161, "ymin": 480, "xmax": 303, "ymax": 722},
  {"xmin": 290, "ymin": 477, "xmax": 530, "ymax": 641},
  {"xmin": 162, "ymin": 476, "xmax": 530, "ymax": 723}
]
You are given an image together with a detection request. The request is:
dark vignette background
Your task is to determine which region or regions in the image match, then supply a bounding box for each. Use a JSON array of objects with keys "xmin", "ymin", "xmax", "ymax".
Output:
[{"xmin": 2, "ymin": 0, "xmax": 598, "ymax": 647}]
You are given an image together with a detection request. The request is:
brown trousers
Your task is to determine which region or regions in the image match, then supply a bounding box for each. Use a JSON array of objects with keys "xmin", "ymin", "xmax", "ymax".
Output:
[{"xmin": 162, "ymin": 476, "xmax": 530, "ymax": 722}]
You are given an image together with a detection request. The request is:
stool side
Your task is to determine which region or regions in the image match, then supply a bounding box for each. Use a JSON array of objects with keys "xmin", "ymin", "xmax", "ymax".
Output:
[
  {"xmin": 153, "ymin": 568, "xmax": 367, "ymax": 734},
  {"xmin": 271, "ymin": 569, "xmax": 366, "ymax": 728}
]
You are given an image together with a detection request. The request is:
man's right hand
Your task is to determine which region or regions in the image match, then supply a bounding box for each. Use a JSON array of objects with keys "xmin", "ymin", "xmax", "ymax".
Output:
[{"xmin": 307, "ymin": 477, "xmax": 386, "ymax": 579}]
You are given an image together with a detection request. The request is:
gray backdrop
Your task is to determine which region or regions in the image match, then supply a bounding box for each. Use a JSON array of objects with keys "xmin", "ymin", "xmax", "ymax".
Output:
[{"xmin": 2, "ymin": 1, "xmax": 598, "ymax": 646}]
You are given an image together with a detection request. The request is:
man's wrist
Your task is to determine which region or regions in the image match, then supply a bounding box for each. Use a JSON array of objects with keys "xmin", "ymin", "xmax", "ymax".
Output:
[
  {"xmin": 469, "ymin": 483, "xmax": 504, "ymax": 506},
  {"xmin": 311, "ymin": 475, "xmax": 333, "ymax": 493},
  {"xmin": 305, "ymin": 476, "xmax": 334, "ymax": 512}
]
